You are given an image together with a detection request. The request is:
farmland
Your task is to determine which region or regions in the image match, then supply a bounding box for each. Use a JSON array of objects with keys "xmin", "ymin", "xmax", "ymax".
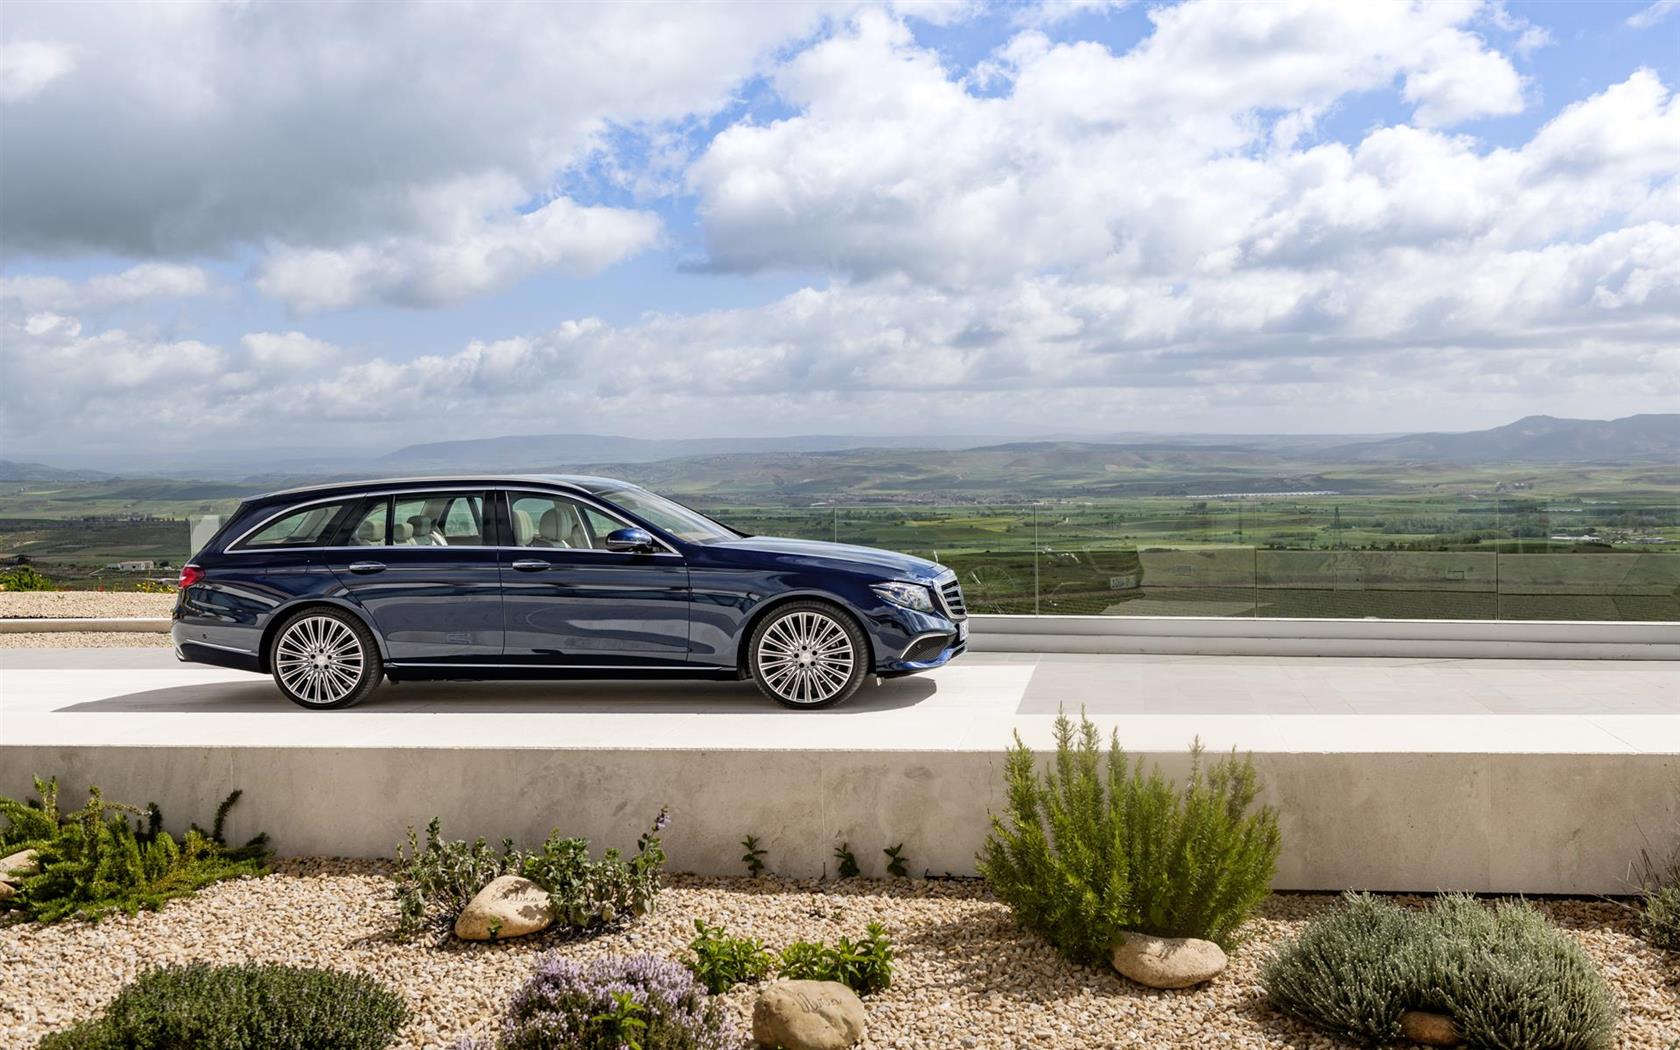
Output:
[{"xmin": 1, "ymin": 453, "xmax": 1675, "ymax": 618}]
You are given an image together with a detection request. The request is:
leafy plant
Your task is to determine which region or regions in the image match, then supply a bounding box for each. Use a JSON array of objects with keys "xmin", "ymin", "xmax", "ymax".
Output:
[
  {"xmin": 37, "ymin": 962, "xmax": 407, "ymax": 1050},
  {"xmin": 518, "ymin": 808, "xmax": 669, "ymax": 932},
  {"xmin": 1, "ymin": 776, "xmax": 270, "ymax": 924},
  {"xmin": 478, "ymin": 953, "xmax": 737, "ymax": 1050},
  {"xmin": 393, "ymin": 809, "xmax": 669, "ymax": 939},
  {"xmin": 1627, "ymin": 801, "xmax": 1680, "ymax": 951},
  {"xmin": 832, "ymin": 841, "xmax": 860, "ymax": 878},
  {"xmin": 740, "ymin": 834, "xmax": 766, "ymax": 877},
  {"xmin": 0, "ymin": 565, "xmax": 54, "ymax": 591},
  {"xmin": 774, "ymin": 923, "xmax": 894, "ymax": 996},
  {"xmin": 393, "ymin": 818, "xmax": 518, "ymax": 939},
  {"xmin": 1263, "ymin": 893, "xmax": 1617, "ymax": 1050},
  {"xmin": 883, "ymin": 843, "xmax": 909, "ymax": 878},
  {"xmin": 977, "ymin": 709, "xmax": 1280, "ymax": 964},
  {"xmin": 685, "ymin": 919, "xmax": 773, "ymax": 993}
]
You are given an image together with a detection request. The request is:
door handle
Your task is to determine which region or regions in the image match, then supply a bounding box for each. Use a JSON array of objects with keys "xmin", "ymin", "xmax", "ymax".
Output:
[
  {"xmin": 347, "ymin": 561, "xmax": 386, "ymax": 574},
  {"xmin": 511, "ymin": 559, "xmax": 550, "ymax": 572}
]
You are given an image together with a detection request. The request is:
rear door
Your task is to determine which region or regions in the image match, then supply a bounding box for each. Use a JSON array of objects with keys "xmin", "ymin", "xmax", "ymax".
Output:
[
  {"xmin": 497, "ymin": 489, "xmax": 691, "ymax": 664},
  {"xmin": 320, "ymin": 490, "xmax": 503, "ymax": 662}
]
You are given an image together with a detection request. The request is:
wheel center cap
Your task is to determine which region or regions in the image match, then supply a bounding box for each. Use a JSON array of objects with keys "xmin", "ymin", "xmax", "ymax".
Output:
[
  {"xmin": 799, "ymin": 650, "xmax": 814, "ymax": 665},
  {"xmin": 314, "ymin": 653, "xmax": 329, "ymax": 667}
]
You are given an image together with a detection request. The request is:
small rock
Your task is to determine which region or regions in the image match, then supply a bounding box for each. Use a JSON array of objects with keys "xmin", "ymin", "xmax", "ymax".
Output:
[
  {"xmin": 752, "ymin": 979, "xmax": 866, "ymax": 1050},
  {"xmin": 452, "ymin": 876, "xmax": 553, "ymax": 941},
  {"xmin": 0, "ymin": 849, "xmax": 40, "ymax": 880},
  {"xmin": 1400, "ymin": 1009, "xmax": 1462, "ymax": 1047},
  {"xmin": 0, "ymin": 880, "xmax": 15, "ymax": 900},
  {"xmin": 1110, "ymin": 932, "xmax": 1228, "ymax": 989}
]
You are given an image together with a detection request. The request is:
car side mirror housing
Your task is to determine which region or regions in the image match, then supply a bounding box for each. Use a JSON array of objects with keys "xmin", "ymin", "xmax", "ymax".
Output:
[{"xmin": 605, "ymin": 527, "xmax": 657, "ymax": 553}]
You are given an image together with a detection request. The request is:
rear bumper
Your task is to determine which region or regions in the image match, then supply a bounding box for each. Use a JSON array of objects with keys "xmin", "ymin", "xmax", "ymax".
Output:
[{"xmin": 171, "ymin": 623, "xmax": 262, "ymax": 673}]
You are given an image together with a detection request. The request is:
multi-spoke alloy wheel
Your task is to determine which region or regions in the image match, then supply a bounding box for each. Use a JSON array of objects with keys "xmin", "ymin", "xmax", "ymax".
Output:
[
  {"xmin": 749, "ymin": 601, "xmax": 867, "ymax": 709},
  {"xmin": 269, "ymin": 608, "xmax": 381, "ymax": 709}
]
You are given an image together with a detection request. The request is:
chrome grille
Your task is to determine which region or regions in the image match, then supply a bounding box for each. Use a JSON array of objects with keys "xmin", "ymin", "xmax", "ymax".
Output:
[{"xmin": 936, "ymin": 573, "xmax": 968, "ymax": 621}]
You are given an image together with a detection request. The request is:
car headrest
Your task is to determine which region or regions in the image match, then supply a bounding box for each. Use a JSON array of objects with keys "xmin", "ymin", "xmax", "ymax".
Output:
[
  {"xmin": 512, "ymin": 509, "xmax": 535, "ymax": 546},
  {"xmin": 392, "ymin": 521, "xmax": 414, "ymax": 543}
]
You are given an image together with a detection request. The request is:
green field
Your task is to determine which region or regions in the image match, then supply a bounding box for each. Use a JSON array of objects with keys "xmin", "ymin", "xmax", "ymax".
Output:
[{"xmin": 2, "ymin": 464, "xmax": 1675, "ymax": 618}]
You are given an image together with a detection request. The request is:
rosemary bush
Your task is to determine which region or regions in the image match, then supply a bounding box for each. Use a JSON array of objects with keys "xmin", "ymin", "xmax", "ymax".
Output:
[
  {"xmin": 977, "ymin": 710, "xmax": 1280, "ymax": 963},
  {"xmin": 1628, "ymin": 801, "xmax": 1680, "ymax": 951},
  {"xmin": 37, "ymin": 962, "xmax": 407, "ymax": 1050},
  {"xmin": 1263, "ymin": 893, "xmax": 1617, "ymax": 1050},
  {"xmin": 1, "ymin": 776, "xmax": 270, "ymax": 924},
  {"xmin": 685, "ymin": 919, "xmax": 773, "ymax": 993},
  {"xmin": 465, "ymin": 954, "xmax": 736, "ymax": 1050}
]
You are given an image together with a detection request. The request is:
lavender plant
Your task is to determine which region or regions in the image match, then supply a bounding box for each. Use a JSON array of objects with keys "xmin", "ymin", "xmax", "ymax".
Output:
[{"xmin": 482, "ymin": 954, "xmax": 738, "ymax": 1050}]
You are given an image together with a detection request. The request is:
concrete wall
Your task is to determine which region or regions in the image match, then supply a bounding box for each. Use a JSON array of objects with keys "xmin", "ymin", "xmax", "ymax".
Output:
[{"xmin": 5, "ymin": 744, "xmax": 1674, "ymax": 894}]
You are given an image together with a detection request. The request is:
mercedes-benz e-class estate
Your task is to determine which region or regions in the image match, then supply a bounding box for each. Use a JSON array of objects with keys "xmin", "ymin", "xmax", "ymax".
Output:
[{"xmin": 173, "ymin": 476, "xmax": 968, "ymax": 709}]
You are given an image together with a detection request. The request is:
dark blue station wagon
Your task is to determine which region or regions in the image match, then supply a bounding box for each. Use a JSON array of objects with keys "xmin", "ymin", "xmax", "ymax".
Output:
[{"xmin": 173, "ymin": 476, "xmax": 968, "ymax": 709}]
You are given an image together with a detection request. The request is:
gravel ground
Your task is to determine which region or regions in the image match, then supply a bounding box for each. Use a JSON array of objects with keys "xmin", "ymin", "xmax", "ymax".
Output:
[
  {"xmin": 0, "ymin": 631, "xmax": 172, "ymax": 648},
  {"xmin": 0, "ymin": 591, "xmax": 175, "ymax": 619},
  {"xmin": 2, "ymin": 862, "xmax": 1674, "ymax": 1049}
]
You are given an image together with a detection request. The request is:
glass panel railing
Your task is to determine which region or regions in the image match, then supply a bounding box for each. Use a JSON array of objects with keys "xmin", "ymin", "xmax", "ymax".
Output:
[{"xmin": 1256, "ymin": 550, "xmax": 1498, "ymax": 620}]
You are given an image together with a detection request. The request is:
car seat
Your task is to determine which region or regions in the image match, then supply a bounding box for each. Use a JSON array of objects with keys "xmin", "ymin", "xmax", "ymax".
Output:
[
  {"xmin": 511, "ymin": 508, "xmax": 536, "ymax": 547},
  {"xmin": 408, "ymin": 515, "xmax": 447, "ymax": 546},
  {"xmin": 536, "ymin": 507, "xmax": 588, "ymax": 548}
]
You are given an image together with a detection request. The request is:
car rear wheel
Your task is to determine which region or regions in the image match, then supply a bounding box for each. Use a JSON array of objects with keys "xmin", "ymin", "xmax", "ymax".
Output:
[
  {"xmin": 748, "ymin": 600, "xmax": 867, "ymax": 709},
  {"xmin": 269, "ymin": 607, "xmax": 382, "ymax": 710}
]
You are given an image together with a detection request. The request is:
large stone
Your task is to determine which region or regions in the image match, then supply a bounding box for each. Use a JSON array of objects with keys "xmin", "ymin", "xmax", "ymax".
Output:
[
  {"xmin": 752, "ymin": 980, "xmax": 866, "ymax": 1050},
  {"xmin": 1110, "ymin": 932, "xmax": 1228, "ymax": 989},
  {"xmin": 0, "ymin": 880, "xmax": 15, "ymax": 900},
  {"xmin": 453, "ymin": 876, "xmax": 553, "ymax": 941},
  {"xmin": 0, "ymin": 849, "xmax": 40, "ymax": 880},
  {"xmin": 1400, "ymin": 1009, "xmax": 1462, "ymax": 1047}
]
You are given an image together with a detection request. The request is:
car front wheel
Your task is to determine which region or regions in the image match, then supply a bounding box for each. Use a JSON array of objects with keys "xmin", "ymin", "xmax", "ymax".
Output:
[
  {"xmin": 269, "ymin": 607, "xmax": 382, "ymax": 710},
  {"xmin": 748, "ymin": 600, "xmax": 868, "ymax": 709}
]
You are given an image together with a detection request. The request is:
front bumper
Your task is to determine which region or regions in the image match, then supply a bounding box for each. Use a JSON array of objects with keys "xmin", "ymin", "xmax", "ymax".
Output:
[{"xmin": 871, "ymin": 609, "xmax": 968, "ymax": 675}]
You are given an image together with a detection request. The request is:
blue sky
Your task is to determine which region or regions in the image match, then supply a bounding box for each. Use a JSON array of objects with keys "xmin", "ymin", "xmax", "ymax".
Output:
[{"xmin": 1, "ymin": 0, "xmax": 1677, "ymax": 465}]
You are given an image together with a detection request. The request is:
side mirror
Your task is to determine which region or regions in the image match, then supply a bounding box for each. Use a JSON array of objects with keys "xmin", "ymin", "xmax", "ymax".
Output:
[{"xmin": 605, "ymin": 527, "xmax": 657, "ymax": 553}]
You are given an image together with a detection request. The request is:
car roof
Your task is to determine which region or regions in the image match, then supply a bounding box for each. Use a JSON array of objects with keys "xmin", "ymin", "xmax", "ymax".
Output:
[{"xmin": 250, "ymin": 474, "xmax": 634, "ymax": 503}]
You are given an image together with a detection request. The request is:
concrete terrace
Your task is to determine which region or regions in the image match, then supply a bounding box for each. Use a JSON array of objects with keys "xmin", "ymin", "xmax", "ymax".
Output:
[{"xmin": 3, "ymin": 646, "xmax": 1677, "ymax": 894}]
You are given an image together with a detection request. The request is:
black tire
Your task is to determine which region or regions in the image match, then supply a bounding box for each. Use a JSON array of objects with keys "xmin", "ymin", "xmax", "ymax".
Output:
[
  {"xmin": 747, "ymin": 600, "xmax": 868, "ymax": 710},
  {"xmin": 268, "ymin": 606, "xmax": 383, "ymax": 710}
]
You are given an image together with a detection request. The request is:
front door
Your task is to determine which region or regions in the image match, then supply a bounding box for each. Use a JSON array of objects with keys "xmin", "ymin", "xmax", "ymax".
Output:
[
  {"xmin": 321, "ymin": 490, "xmax": 503, "ymax": 662},
  {"xmin": 498, "ymin": 490, "xmax": 691, "ymax": 664}
]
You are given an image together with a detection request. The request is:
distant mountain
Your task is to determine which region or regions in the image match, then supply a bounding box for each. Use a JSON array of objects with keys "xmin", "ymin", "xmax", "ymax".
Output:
[
  {"xmin": 1328, "ymin": 415, "xmax": 1680, "ymax": 463},
  {"xmin": 0, "ymin": 460, "xmax": 114, "ymax": 482},
  {"xmin": 376, "ymin": 433, "xmax": 990, "ymax": 471}
]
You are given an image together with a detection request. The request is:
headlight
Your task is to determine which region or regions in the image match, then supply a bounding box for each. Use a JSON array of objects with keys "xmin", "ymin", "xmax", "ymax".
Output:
[{"xmin": 871, "ymin": 580, "xmax": 935, "ymax": 613}]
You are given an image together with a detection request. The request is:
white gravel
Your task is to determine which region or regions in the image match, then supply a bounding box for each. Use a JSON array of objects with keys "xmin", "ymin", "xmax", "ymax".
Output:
[
  {"xmin": 0, "ymin": 632, "xmax": 172, "ymax": 648},
  {"xmin": 2, "ymin": 862, "xmax": 1674, "ymax": 1050},
  {"xmin": 0, "ymin": 592, "xmax": 176, "ymax": 619}
]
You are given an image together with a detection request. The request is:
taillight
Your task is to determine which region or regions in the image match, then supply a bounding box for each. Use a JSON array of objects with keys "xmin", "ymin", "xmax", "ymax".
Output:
[{"xmin": 178, "ymin": 564, "xmax": 204, "ymax": 589}]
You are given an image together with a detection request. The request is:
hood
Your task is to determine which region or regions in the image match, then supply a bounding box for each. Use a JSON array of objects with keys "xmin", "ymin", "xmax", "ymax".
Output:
[{"xmin": 708, "ymin": 535, "xmax": 946, "ymax": 581}]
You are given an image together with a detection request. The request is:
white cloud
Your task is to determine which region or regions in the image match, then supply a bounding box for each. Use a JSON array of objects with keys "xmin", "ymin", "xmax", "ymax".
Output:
[
  {"xmin": 0, "ymin": 1, "xmax": 852, "ymax": 303},
  {"xmin": 255, "ymin": 189, "xmax": 662, "ymax": 311},
  {"xmin": 241, "ymin": 331, "xmax": 340, "ymax": 371},
  {"xmin": 0, "ymin": 39, "xmax": 73, "ymax": 102},
  {"xmin": 0, "ymin": 262, "xmax": 210, "ymax": 312},
  {"xmin": 1627, "ymin": 0, "xmax": 1679, "ymax": 29}
]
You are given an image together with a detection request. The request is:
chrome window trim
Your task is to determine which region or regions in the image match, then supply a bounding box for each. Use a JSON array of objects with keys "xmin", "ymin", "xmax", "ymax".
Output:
[{"xmin": 224, "ymin": 484, "xmax": 682, "ymax": 557}]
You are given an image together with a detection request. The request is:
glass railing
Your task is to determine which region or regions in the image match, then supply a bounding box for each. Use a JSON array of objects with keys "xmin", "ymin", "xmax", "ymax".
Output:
[{"xmin": 705, "ymin": 499, "xmax": 1680, "ymax": 622}]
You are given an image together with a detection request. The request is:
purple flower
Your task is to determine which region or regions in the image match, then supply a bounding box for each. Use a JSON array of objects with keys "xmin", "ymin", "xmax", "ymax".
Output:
[
  {"xmin": 494, "ymin": 952, "xmax": 740, "ymax": 1050},
  {"xmin": 653, "ymin": 808, "xmax": 671, "ymax": 834}
]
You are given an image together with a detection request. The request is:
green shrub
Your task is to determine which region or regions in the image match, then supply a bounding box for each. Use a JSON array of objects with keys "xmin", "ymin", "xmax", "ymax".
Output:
[
  {"xmin": 685, "ymin": 919, "xmax": 773, "ymax": 993},
  {"xmin": 1263, "ymin": 893, "xmax": 1617, "ymax": 1050},
  {"xmin": 0, "ymin": 565, "xmax": 54, "ymax": 591},
  {"xmin": 393, "ymin": 809, "xmax": 669, "ymax": 940},
  {"xmin": 36, "ymin": 962, "xmax": 407, "ymax": 1050},
  {"xmin": 832, "ymin": 841, "xmax": 860, "ymax": 878},
  {"xmin": 393, "ymin": 818, "xmax": 518, "ymax": 939},
  {"xmin": 774, "ymin": 922, "xmax": 894, "ymax": 995},
  {"xmin": 740, "ymin": 834, "xmax": 766, "ymax": 877},
  {"xmin": 1, "ymin": 776, "xmax": 269, "ymax": 924},
  {"xmin": 977, "ymin": 710, "xmax": 1280, "ymax": 964},
  {"xmin": 517, "ymin": 808, "xmax": 668, "ymax": 932},
  {"xmin": 1628, "ymin": 809, "xmax": 1680, "ymax": 951}
]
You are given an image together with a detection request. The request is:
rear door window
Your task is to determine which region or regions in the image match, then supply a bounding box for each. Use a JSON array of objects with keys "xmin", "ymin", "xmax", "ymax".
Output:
[
  {"xmin": 395, "ymin": 494, "xmax": 485, "ymax": 546},
  {"xmin": 240, "ymin": 503, "xmax": 350, "ymax": 549}
]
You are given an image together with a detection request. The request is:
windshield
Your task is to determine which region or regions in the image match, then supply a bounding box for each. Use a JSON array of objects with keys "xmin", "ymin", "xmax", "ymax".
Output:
[{"xmin": 585, "ymin": 484, "xmax": 737, "ymax": 545}]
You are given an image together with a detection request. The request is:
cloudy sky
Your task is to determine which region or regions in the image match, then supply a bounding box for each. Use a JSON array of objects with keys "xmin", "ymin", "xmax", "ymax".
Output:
[{"xmin": 1, "ymin": 0, "xmax": 1677, "ymax": 466}]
